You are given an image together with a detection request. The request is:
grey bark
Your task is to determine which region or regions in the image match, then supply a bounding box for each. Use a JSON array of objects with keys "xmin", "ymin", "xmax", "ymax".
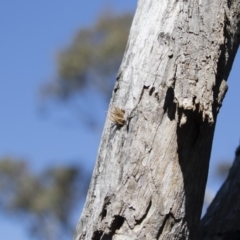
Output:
[
  {"xmin": 197, "ymin": 146, "xmax": 240, "ymax": 240},
  {"xmin": 74, "ymin": 0, "xmax": 240, "ymax": 239}
]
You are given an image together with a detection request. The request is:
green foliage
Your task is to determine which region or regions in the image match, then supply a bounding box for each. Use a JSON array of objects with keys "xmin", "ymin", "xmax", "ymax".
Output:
[
  {"xmin": 0, "ymin": 158, "xmax": 88, "ymax": 240},
  {"xmin": 43, "ymin": 13, "xmax": 133, "ymax": 100}
]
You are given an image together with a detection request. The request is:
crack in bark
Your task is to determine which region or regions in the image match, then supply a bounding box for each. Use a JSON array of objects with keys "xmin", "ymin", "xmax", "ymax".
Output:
[
  {"xmin": 92, "ymin": 230, "xmax": 104, "ymax": 240},
  {"xmin": 135, "ymin": 200, "xmax": 152, "ymax": 226},
  {"xmin": 156, "ymin": 212, "xmax": 182, "ymax": 239},
  {"xmin": 138, "ymin": 85, "xmax": 149, "ymax": 104},
  {"xmin": 156, "ymin": 214, "xmax": 170, "ymax": 239},
  {"xmin": 163, "ymin": 87, "xmax": 177, "ymax": 121},
  {"xmin": 100, "ymin": 195, "xmax": 111, "ymax": 220},
  {"xmin": 93, "ymin": 215, "xmax": 125, "ymax": 240}
]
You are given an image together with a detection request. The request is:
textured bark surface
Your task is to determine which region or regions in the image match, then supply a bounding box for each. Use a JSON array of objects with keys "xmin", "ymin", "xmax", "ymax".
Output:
[
  {"xmin": 197, "ymin": 146, "xmax": 240, "ymax": 240},
  {"xmin": 74, "ymin": 0, "xmax": 240, "ymax": 239}
]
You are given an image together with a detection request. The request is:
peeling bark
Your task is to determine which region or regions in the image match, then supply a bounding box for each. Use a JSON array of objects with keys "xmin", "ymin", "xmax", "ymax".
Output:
[{"xmin": 74, "ymin": 0, "xmax": 240, "ymax": 239}]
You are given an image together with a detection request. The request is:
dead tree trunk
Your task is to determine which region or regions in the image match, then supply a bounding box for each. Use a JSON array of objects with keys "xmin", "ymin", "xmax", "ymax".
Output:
[
  {"xmin": 197, "ymin": 146, "xmax": 240, "ymax": 239},
  {"xmin": 74, "ymin": 0, "xmax": 240, "ymax": 239}
]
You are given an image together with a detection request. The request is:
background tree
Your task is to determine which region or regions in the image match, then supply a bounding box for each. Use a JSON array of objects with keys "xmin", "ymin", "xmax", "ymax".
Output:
[
  {"xmin": 0, "ymin": 158, "xmax": 88, "ymax": 240},
  {"xmin": 42, "ymin": 12, "xmax": 133, "ymax": 101}
]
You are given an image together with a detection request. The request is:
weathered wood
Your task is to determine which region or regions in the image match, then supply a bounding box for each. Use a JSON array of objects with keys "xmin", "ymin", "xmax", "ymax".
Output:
[
  {"xmin": 197, "ymin": 146, "xmax": 240, "ymax": 239},
  {"xmin": 74, "ymin": 0, "xmax": 240, "ymax": 239}
]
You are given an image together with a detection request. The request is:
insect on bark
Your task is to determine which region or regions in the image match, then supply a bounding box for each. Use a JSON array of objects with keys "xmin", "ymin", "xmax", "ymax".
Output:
[{"xmin": 109, "ymin": 107, "xmax": 125, "ymax": 126}]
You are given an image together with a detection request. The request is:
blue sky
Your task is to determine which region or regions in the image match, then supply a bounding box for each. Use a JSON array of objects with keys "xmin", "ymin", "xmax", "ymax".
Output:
[{"xmin": 0, "ymin": 1, "xmax": 239, "ymax": 239}]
